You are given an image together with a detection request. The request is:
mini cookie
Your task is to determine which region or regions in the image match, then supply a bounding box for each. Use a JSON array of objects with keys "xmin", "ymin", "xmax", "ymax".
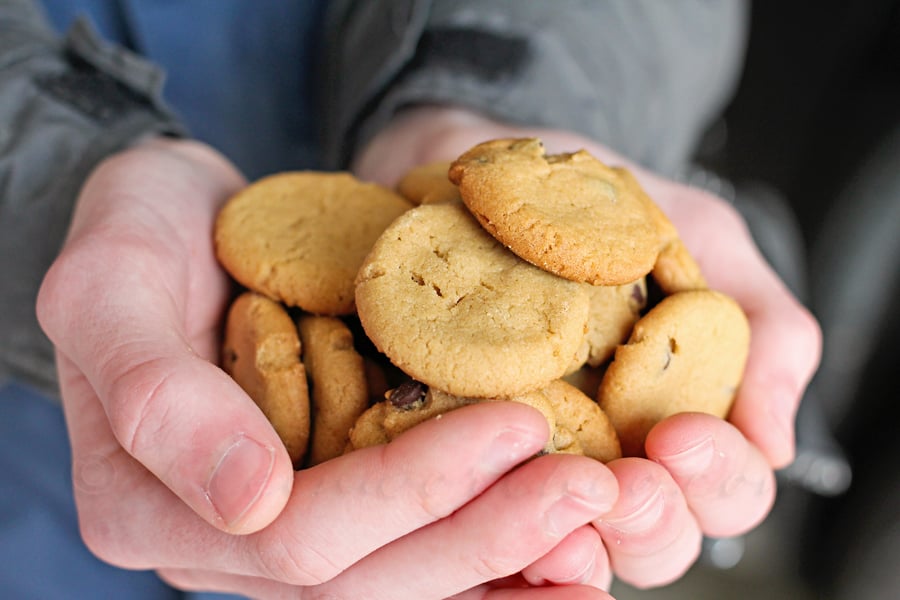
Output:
[
  {"xmin": 527, "ymin": 379, "xmax": 621, "ymax": 463},
  {"xmin": 614, "ymin": 167, "xmax": 707, "ymax": 294},
  {"xmin": 567, "ymin": 278, "xmax": 647, "ymax": 373},
  {"xmin": 448, "ymin": 138, "xmax": 660, "ymax": 286},
  {"xmin": 222, "ymin": 291, "xmax": 310, "ymax": 467},
  {"xmin": 396, "ymin": 161, "xmax": 462, "ymax": 205},
  {"xmin": 597, "ymin": 290, "xmax": 750, "ymax": 457},
  {"xmin": 347, "ymin": 380, "xmax": 621, "ymax": 463},
  {"xmin": 355, "ymin": 203, "xmax": 591, "ymax": 398},
  {"xmin": 346, "ymin": 381, "xmax": 476, "ymax": 450},
  {"xmin": 296, "ymin": 314, "xmax": 369, "ymax": 466},
  {"xmin": 215, "ymin": 171, "xmax": 413, "ymax": 315}
]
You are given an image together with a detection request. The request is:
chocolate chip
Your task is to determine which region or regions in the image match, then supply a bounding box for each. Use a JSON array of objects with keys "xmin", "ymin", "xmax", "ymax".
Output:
[{"xmin": 389, "ymin": 380, "xmax": 427, "ymax": 410}]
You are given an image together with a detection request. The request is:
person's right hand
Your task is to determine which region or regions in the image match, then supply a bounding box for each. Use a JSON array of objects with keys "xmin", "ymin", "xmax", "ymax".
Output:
[{"xmin": 36, "ymin": 138, "xmax": 619, "ymax": 599}]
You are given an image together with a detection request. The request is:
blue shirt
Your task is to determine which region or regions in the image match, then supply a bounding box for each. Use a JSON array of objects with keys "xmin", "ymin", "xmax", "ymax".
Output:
[{"xmin": 40, "ymin": 0, "xmax": 327, "ymax": 179}]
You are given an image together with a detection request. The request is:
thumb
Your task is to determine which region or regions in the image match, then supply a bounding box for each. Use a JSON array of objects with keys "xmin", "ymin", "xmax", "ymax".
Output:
[
  {"xmin": 37, "ymin": 140, "xmax": 294, "ymax": 533},
  {"xmin": 39, "ymin": 240, "xmax": 295, "ymax": 533}
]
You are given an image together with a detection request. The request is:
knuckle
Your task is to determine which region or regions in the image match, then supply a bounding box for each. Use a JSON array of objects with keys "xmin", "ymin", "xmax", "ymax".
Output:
[
  {"xmin": 471, "ymin": 548, "xmax": 519, "ymax": 581},
  {"xmin": 105, "ymin": 358, "xmax": 178, "ymax": 457},
  {"xmin": 35, "ymin": 247, "xmax": 84, "ymax": 340},
  {"xmin": 79, "ymin": 510, "xmax": 133, "ymax": 569},
  {"xmin": 255, "ymin": 531, "xmax": 342, "ymax": 586},
  {"xmin": 791, "ymin": 304, "xmax": 823, "ymax": 354}
]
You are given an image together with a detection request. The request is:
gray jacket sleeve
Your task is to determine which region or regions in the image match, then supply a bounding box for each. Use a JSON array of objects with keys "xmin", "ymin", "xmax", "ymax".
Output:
[
  {"xmin": 0, "ymin": 0, "xmax": 184, "ymax": 395},
  {"xmin": 321, "ymin": 0, "xmax": 748, "ymax": 177}
]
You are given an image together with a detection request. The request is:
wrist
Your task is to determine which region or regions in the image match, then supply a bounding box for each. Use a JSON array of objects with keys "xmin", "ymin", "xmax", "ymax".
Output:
[{"xmin": 352, "ymin": 105, "xmax": 632, "ymax": 188}]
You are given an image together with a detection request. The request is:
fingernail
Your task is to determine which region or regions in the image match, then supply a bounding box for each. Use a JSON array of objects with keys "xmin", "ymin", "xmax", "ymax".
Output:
[
  {"xmin": 481, "ymin": 427, "xmax": 546, "ymax": 474},
  {"xmin": 544, "ymin": 478, "xmax": 612, "ymax": 538},
  {"xmin": 602, "ymin": 486, "xmax": 665, "ymax": 534},
  {"xmin": 206, "ymin": 435, "xmax": 275, "ymax": 526},
  {"xmin": 654, "ymin": 435, "xmax": 716, "ymax": 476}
]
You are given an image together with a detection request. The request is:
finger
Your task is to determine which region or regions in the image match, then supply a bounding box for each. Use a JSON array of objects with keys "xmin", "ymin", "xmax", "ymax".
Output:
[
  {"xmin": 728, "ymin": 283, "xmax": 821, "ymax": 468},
  {"xmin": 646, "ymin": 413, "xmax": 776, "ymax": 537},
  {"xmin": 36, "ymin": 152, "xmax": 298, "ymax": 534},
  {"xmin": 159, "ymin": 568, "xmax": 616, "ymax": 600},
  {"xmin": 595, "ymin": 458, "xmax": 701, "ymax": 589},
  {"xmin": 44, "ymin": 265, "xmax": 295, "ymax": 535},
  {"xmin": 64, "ymin": 394, "xmax": 550, "ymax": 583},
  {"xmin": 521, "ymin": 526, "xmax": 612, "ymax": 589},
  {"xmin": 662, "ymin": 189, "xmax": 821, "ymax": 468},
  {"xmin": 316, "ymin": 454, "xmax": 618, "ymax": 599}
]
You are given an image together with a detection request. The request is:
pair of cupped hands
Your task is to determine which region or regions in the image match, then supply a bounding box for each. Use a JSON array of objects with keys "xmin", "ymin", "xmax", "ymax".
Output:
[{"xmin": 36, "ymin": 107, "xmax": 821, "ymax": 600}]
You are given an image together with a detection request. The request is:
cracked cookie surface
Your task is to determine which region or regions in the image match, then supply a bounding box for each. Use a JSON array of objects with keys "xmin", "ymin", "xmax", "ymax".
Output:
[{"xmin": 355, "ymin": 203, "xmax": 591, "ymax": 397}]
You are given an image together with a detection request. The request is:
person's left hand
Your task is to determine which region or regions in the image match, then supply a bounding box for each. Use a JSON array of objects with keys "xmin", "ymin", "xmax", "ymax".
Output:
[{"xmin": 354, "ymin": 105, "xmax": 822, "ymax": 591}]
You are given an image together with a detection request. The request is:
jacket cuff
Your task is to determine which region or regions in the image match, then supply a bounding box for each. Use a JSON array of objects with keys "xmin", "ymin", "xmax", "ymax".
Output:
[
  {"xmin": 324, "ymin": 0, "xmax": 747, "ymax": 176},
  {"xmin": 0, "ymin": 14, "xmax": 185, "ymax": 395}
]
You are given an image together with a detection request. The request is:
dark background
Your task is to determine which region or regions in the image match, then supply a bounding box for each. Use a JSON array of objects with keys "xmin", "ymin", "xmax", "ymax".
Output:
[{"xmin": 709, "ymin": 1, "xmax": 899, "ymax": 596}]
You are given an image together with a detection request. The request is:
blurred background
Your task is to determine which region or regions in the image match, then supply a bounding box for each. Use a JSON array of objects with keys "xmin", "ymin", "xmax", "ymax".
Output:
[{"xmin": 613, "ymin": 1, "xmax": 900, "ymax": 598}]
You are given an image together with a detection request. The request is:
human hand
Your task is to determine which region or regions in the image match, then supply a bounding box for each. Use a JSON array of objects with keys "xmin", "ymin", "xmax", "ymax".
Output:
[
  {"xmin": 36, "ymin": 137, "xmax": 619, "ymax": 599},
  {"xmin": 354, "ymin": 105, "xmax": 822, "ymax": 589}
]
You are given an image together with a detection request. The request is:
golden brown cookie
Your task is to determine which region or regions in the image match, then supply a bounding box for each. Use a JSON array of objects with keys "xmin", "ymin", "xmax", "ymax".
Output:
[
  {"xmin": 597, "ymin": 290, "xmax": 750, "ymax": 457},
  {"xmin": 396, "ymin": 161, "xmax": 462, "ymax": 205},
  {"xmin": 355, "ymin": 203, "xmax": 591, "ymax": 398},
  {"xmin": 614, "ymin": 167, "xmax": 707, "ymax": 294},
  {"xmin": 215, "ymin": 171, "xmax": 413, "ymax": 315},
  {"xmin": 222, "ymin": 291, "xmax": 310, "ymax": 467},
  {"xmin": 347, "ymin": 380, "xmax": 620, "ymax": 463},
  {"xmin": 346, "ymin": 381, "xmax": 476, "ymax": 450},
  {"xmin": 568, "ymin": 278, "xmax": 647, "ymax": 374},
  {"xmin": 448, "ymin": 138, "xmax": 660, "ymax": 286},
  {"xmin": 296, "ymin": 314, "xmax": 369, "ymax": 466},
  {"xmin": 532, "ymin": 379, "xmax": 621, "ymax": 463}
]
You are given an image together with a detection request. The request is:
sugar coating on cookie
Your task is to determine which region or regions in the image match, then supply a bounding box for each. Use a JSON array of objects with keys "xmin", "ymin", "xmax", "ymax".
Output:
[
  {"xmin": 597, "ymin": 290, "xmax": 750, "ymax": 457},
  {"xmin": 355, "ymin": 203, "xmax": 591, "ymax": 398},
  {"xmin": 215, "ymin": 171, "xmax": 413, "ymax": 315},
  {"xmin": 222, "ymin": 291, "xmax": 310, "ymax": 467},
  {"xmin": 449, "ymin": 138, "xmax": 660, "ymax": 286},
  {"xmin": 297, "ymin": 314, "xmax": 369, "ymax": 466}
]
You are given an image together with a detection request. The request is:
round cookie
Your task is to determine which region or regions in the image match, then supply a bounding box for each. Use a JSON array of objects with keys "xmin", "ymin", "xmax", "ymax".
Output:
[
  {"xmin": 527, "ymin": 379, "xmax": 621, "ymax": 463},
  {"xmin": 396, "ymin": 161, "xmax": 462, "ymax": 205},
  {"xmin": 297, "ymin": 314, "xmax": 369, "ymax": 466},
  {"xmin": 567, "ymin": 278, "xmax": 647, "ymax": 374},
  {"xmin": 614, "ymin": 167, "xmax": 707, "ymax": 294},
  {"xmin": 355, "ymin": 203, "xmax": 591, "ymax": 398},
  {"xmin": 347, "ymin": 381, "xmax": 476, "ymax": 451},
  {"xmin": 222, "ymin": 291, "xmax": 310, "ymax": 467},
  {"xmin": 448, "ymin": 138, "xmax": 660, "ymax": 286},
  {"xmin": 347, "ymin": 380, "xmax": 621, "ymax": 463},
  {"xmin": 597, "ymin": 289, "xmax": 750, "ymax": 457},
  {"xmin": 215, "ymin": 171, "xmax": 413, "ymax": 315}
]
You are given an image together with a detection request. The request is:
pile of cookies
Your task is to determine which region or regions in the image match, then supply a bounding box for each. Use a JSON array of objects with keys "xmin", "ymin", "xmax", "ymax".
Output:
[{"xmin": 214, "ymin": 138, "xmax": 750, "ymax": 468}]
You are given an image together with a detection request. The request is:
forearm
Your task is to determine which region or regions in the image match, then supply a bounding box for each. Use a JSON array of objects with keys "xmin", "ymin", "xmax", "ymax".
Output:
[{"xmin": 0, "ymin": 0, "xmax": 184, "ymax": 393}]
